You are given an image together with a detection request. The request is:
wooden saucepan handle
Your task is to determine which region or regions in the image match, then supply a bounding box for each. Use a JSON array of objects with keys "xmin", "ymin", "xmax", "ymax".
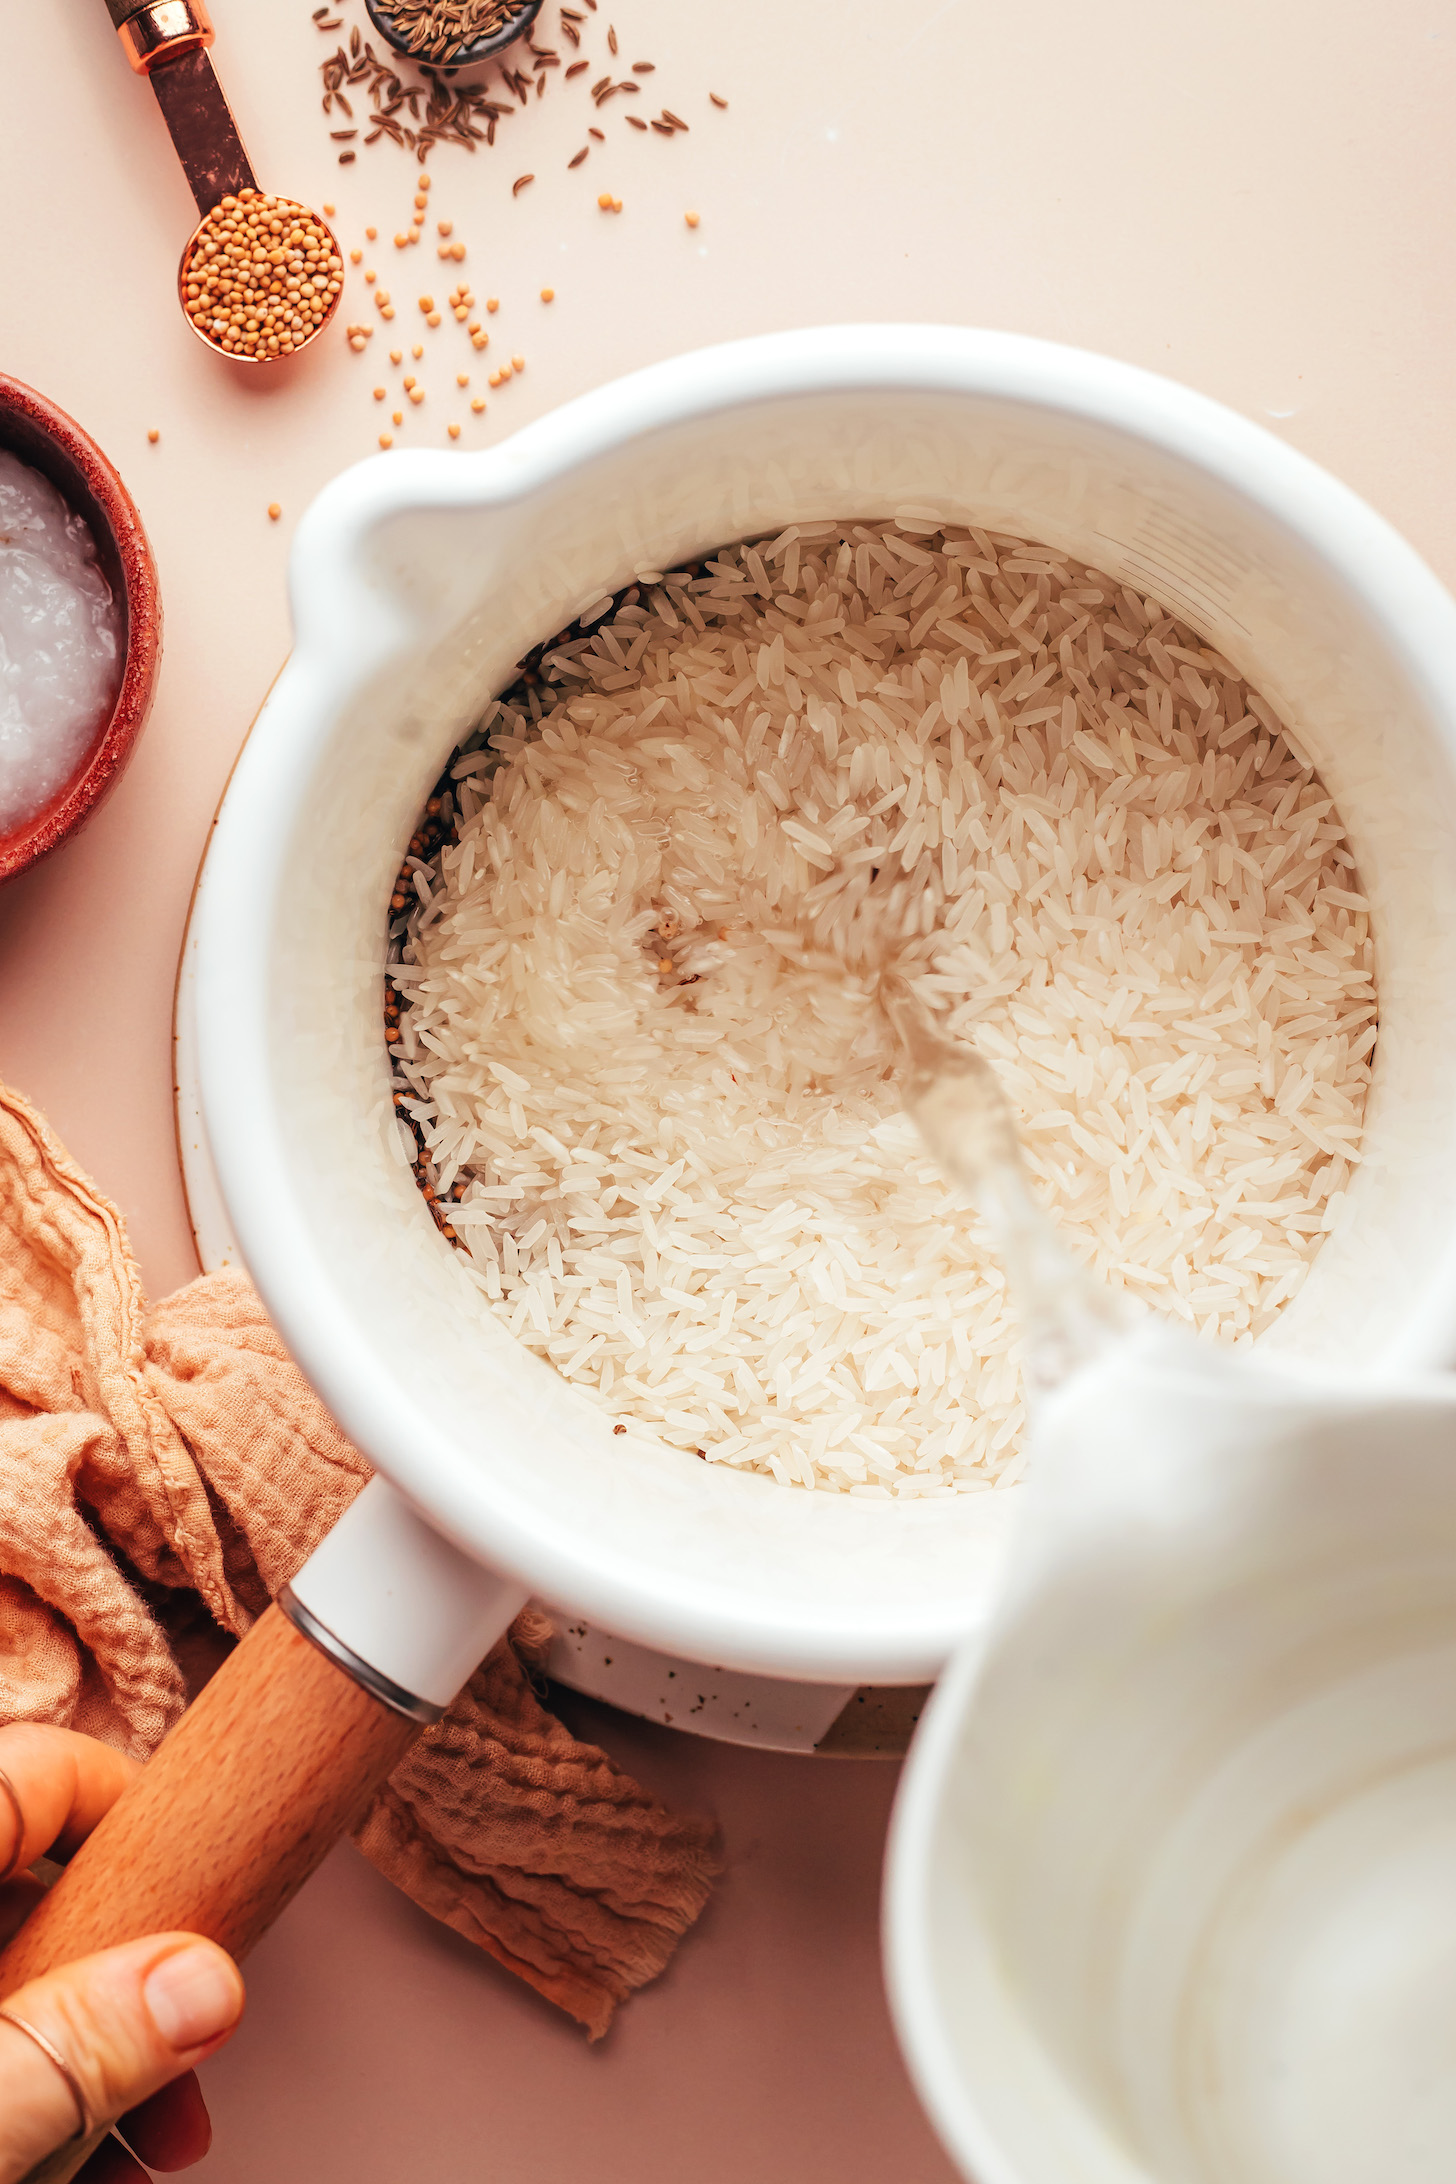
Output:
[{"xmin": 0, "ymin": 1605, "xmax": 423, "ymax": 2184}]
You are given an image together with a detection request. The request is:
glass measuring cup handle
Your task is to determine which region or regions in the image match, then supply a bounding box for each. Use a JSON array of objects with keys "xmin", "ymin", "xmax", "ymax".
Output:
[{"xmin": 106, "ymin": 0, "xmax": 215, "ymax": 74}]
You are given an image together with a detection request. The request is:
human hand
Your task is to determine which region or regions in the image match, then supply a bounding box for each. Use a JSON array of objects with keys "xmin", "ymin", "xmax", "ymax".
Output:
[{"xmin": 0, "ymin": 1726, "xmax": 245, "ymax": 2183}]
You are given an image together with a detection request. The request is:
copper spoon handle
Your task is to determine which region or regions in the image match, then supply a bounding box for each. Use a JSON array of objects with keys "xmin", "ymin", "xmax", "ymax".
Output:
[{"xmin": 104, "ymin": 0, "xmax": 257, "ymax": 213}]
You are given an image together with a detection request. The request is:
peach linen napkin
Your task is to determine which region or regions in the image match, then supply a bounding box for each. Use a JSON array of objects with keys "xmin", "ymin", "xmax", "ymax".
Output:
[{"xmin": 0, "ymin": 1078, "xmax": 719, "ymax": 2037}]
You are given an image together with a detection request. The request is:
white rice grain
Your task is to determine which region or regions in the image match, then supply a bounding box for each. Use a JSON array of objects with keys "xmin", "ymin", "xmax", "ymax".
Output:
[{"xmin": 394, "ymin": 524, "xmax": 1376, "ymax": 1496}]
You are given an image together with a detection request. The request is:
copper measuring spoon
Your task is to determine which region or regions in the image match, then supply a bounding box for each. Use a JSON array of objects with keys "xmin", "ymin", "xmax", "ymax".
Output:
[{"xmin": 104, "ymin": 0, "xmax": 344, "ymax": 362}]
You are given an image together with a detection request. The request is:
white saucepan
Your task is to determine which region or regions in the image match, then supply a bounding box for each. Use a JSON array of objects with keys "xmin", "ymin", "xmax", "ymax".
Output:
[{"xmin": 7, "ymin": 328, "xmax": 1456, "ymax": 2179}]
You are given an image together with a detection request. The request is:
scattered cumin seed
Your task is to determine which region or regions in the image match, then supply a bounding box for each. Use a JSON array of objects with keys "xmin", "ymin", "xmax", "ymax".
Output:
[
  {"xmin": 709, "ymin": 91, "xmax": 728, "ymax": 107},
  {"xmin": 607, "ymin": 23, "xmax": 617, "ymax": 51},
  {"xmin": 513, "ymin": 172, "xmax": 534, "ymax": 194},
  {"xmin": 661, "ymin": 108, "xmax": 687, "ymax": 128},
  {"xmin": 625, "ymin": 113, "xmax": 647, "ymax": 129},
  {"xmin": 568, "ymin": 146, "xmax": 589, "ymax": 166},
  {"xmin": 632, "ymin": 60, "xmax": 654, "ymax": 71}
]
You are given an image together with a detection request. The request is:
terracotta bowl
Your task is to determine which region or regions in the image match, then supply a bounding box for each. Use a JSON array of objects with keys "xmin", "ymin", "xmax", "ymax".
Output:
[{"xmin": 0, "ymin": 376, "xmax": 162, "ymax": 885}]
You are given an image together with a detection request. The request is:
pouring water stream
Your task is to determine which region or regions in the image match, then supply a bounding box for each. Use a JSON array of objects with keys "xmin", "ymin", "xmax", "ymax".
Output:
[{"xmin": 879, "ymin": 974, "xmax": 1130, "ymax": 1401}]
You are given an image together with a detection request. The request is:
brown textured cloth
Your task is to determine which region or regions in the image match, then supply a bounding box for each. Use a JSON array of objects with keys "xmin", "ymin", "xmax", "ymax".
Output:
[{"xmin": 0, "ymin": 1079, "xmax": 720, "ymax": 2036}]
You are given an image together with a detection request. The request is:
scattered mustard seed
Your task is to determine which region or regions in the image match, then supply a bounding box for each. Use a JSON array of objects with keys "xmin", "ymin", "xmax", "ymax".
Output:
[
  {"xmin": 540, "ymin": 286, "xmax": 555, "ymax": 301},
  {"xmin": 685, "ymin": 210, "xmax": 700, "ymax": 228},
  {"xmin": 437, "ymin": 218, "xmax": 453, "ymax": 237},
  {"xmin": 419, "ymin": 172, "xmax": 431, "ymax": 190},
  {"xmin": 389, "ymin": 347, "xmax": 402, "ymax": 364},
  {"xmin": 456, "ymin": 372, "xmax": 470, "ymax": 386},
  {"xmin": 147, "ymin": 428, "xmax": 160, "ymax": 444},
  {"xmin": 365, "ymin": 269, "xmax": 377, "ymax": 283},
  {"xmin": 448, "ymin": 423, "xmax": 461, "ymax": 439},
  {"xmin": 412, "ymin": 343, "xmax": 424, "ymax": 358},
  {"xmin": 427, "ymin": 311, "xmax": 442, "ymax": 327},
  {"xmin": 487, "ymin": 297, "xmax": 499, "ymax": 313},
  {"xmin": 409, "ymin": 387, "xmax": 425, "ymax": 404},
  {"xmin": 374, "ymin": 386, "xmax": 386, "ymax": 400},
  {"xmin": 350, "ymin": 248, "xmax": 362, "ymax": 264},
  {"xmin": 323, "ymin": 201, "xmax": 336, "ymax": 215},
  {"xmin": 471, "ymin": 397, "xmax": 486, "ymax": 413},
  {"xmin": 366, "ymin": 225, "xmax": 378, "ymax": 240},
  {"xmin": 268, "ymin": 502, "xmax": 282, "ymax": 520},
  {"xmin": 392, "ymin": 409, "xmax": 403, "ymax": 424},
  {"xmin": 379, "ymin": 432, "xmax": 393, "ymax": 447},
  {"xmin": 511, "ymin": 352, "xmax": 525, "ymax": 371}
]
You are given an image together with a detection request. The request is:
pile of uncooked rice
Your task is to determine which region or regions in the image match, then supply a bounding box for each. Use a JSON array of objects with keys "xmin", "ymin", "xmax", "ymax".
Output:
[{"xmin": 386, "ymin": 521, "xmax": 1376, "ymax": 1497}]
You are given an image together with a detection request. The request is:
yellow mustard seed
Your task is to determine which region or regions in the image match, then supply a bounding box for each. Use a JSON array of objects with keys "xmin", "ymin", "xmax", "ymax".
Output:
[
  {"xmin": 540, "ymin": 286, "xmax": 555, "ymax": 301},
  {"xmin": 448, "ymin": 423, "xmax": 461, "ymax": 439},
  {"xmin": 268, "ymin": 502, "xmax": 282, "ymax": 520},
  {"xmin": 379, "ymin": 432, "xmax": 393, "ymax": 447},
  {"xmin": 179, "ymin": 189, "xmax": 342, "ymax": 360},
  {"xmin": 147, "ymin": 428, "xmax": 160, "ymax": 444}
]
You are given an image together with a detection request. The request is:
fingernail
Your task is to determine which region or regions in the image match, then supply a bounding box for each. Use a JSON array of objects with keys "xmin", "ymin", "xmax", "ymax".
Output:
[{"xmin": 143, "ymin": 1945, "xmax": 243, "ymax": 2051}]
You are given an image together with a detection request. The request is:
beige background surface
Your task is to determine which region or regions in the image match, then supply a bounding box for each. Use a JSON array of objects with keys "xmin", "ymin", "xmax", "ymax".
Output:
[{"xmin": 2, "ymin": 2, "xmax": 1455, "ymax": 2176}]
